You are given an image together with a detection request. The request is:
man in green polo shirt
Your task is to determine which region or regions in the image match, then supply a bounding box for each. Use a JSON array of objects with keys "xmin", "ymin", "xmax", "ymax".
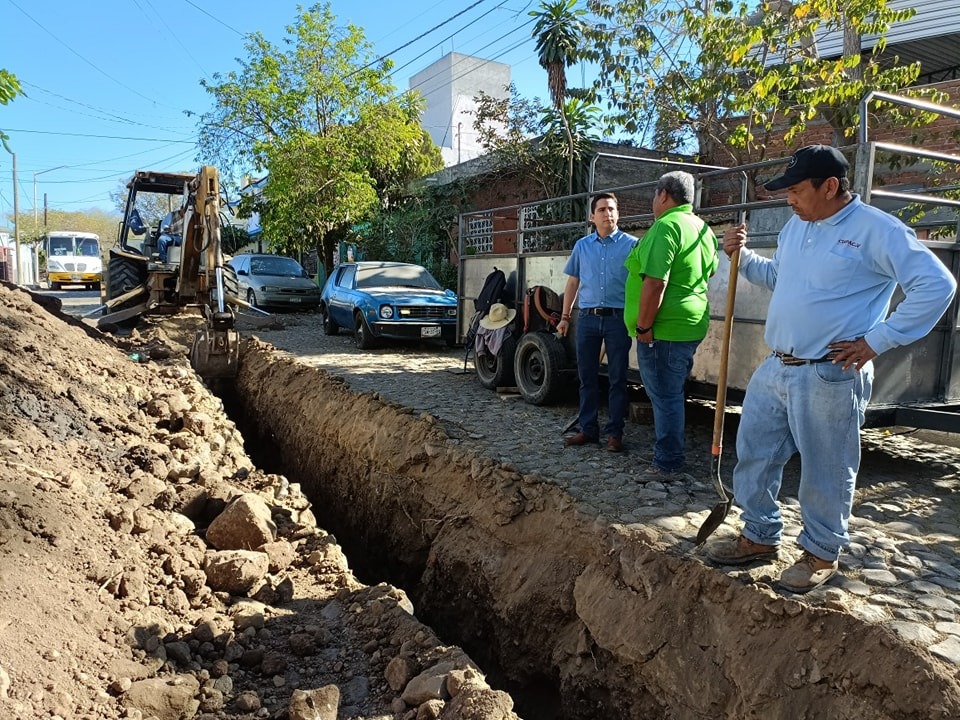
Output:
[{"xmin": 625, "ymin": 170, "xmax": 719, "ymax": 478}]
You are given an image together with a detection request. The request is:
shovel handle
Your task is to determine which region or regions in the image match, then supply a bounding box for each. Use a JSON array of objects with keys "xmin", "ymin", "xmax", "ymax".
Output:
[{"xmin": 712, "ymin": 244, "xmax": 741, "ymax": 458}]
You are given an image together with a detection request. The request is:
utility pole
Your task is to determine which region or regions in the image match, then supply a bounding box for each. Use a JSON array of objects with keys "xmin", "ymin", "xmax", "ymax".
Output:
[
  {"xmin": 12, "ymin": 152, "xmax": 20, "ymax": 284},
  {"xmin": 34, "ymin": 165, "xmax": 65, "ymax": 236}
]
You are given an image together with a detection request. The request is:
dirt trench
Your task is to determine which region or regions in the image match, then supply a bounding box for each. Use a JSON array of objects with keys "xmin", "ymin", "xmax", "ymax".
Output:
[{"xmin": 232, "ymin": 337, "xmax": 960, "ymax": 720}]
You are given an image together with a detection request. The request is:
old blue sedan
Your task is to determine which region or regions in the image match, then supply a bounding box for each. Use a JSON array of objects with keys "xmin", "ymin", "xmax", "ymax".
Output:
[{"xmin": 319, "ymin": 261, "xmax": 458, "ymax": 349}]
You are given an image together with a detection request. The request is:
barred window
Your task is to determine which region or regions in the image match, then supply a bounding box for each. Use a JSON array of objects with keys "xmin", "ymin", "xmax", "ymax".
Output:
[
  {"xmin": 520, "ymin": 205, "xmax": 545, "ymax": 253},
  {"xmin": 467, "ymin": 216, "xmax": 493, "ymax": 254}
]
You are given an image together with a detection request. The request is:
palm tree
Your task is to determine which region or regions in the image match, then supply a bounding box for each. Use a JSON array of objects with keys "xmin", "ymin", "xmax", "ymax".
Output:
[{"xmin": 531, "ymin": 0, "xmax": 586, "ymax": 197}]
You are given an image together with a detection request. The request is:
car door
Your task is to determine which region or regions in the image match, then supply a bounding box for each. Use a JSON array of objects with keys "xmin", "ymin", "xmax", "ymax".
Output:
[
  {"xmin": 327, "ymin": 264, "xmax": 357, "ymax": 327},
  {"xmin": 231, "ymin": 256, "xmax": 251, "ymax": 296}
]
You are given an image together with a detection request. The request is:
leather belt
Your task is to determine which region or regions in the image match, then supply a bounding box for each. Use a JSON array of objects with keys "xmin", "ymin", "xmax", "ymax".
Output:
[
  {"xmin": 774, "ymin": 350, "xmax": 840, "ymax": 366},
  {"xmin": 582, "ymin": 307, "xmax": 622, "ymax": 316}
]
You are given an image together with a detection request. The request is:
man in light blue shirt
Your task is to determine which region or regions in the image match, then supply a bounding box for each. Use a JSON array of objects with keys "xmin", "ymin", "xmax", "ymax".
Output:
[
  {"xmin": 706, "ymin": 144, "xmax": 956, "ymax": 593},
  {"xmin": 556, "ymin": 193, "xmax": 637, "ymax": 452}
]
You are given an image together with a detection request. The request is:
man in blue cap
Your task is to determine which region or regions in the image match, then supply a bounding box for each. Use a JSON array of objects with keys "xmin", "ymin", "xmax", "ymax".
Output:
[{"xmin": 706, "ymin": 144, "xmax": 956, "ymax": 593}]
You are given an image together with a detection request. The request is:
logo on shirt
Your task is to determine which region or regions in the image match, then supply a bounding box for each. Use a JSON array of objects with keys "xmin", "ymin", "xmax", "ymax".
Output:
[{"xmin": 837, "ymin": 238, "xmax": 861, "ymax": 249}]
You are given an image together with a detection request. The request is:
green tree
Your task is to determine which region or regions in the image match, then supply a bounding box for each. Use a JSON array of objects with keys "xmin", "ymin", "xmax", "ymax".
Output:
[
  {"xmin": 531, "ymin": 0, "xmax": 588, "ymax": 196},
  {"xmin": 583, "ymin": 0, "xmax": 933, "ymax": 167},
  {"xmin": 0, "ymin": 68, "xmax": 23, "ymax": 153},
  {"xmin": 198, "ymin": 3, "xmax": 441, "ymax": 271}
]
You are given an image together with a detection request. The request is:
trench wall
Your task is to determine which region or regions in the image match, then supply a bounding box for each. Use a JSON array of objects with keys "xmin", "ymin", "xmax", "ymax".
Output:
[{"xmin": 235, "ymin": 338, "xmax": 960, "ymax": 720}]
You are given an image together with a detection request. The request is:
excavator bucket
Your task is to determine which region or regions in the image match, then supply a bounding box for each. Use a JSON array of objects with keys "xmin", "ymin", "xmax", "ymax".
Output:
[{"xmin": 189, "ymin": 310, "xmax": 239, "ymax": 379}]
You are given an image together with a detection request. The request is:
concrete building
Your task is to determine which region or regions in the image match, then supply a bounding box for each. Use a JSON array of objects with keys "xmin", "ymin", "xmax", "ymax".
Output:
[{"xmin": 410, "ymin": 52, "xmax": 511, "ymax": 167}]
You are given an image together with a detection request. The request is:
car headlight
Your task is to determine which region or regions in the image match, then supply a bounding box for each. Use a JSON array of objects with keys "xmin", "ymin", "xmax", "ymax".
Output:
[
  {"xmin": 446, "ymin": 308, "xmax": 457, "ymax": 317},
  {"xmin": 48, "ymin": 260, "xmax": 65, "ymax": 272},
  {"xmin": 379, "ymin": 305, "xmax": 394, "ymax": 320}
]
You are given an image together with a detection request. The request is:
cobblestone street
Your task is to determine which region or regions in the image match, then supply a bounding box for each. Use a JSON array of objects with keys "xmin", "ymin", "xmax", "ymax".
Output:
[{"xmin": 246, "ymin": 311, "xmax": 960, "ymax": 671}]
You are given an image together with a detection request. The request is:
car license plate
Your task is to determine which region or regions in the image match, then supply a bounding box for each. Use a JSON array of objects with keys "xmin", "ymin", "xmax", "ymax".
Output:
[
  {"xmin": 71, "ymin": 274, "xmax": 82, "ymax": 281},
  {"xmin": 421, "ymin": 326, "xmax": 441, "ymax": 338}
]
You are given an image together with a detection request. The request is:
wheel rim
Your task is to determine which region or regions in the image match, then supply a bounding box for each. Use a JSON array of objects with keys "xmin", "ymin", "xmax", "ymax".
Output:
[{"xmin": 522, "ymin": 350, "xmax": 546, "ymax": 386}]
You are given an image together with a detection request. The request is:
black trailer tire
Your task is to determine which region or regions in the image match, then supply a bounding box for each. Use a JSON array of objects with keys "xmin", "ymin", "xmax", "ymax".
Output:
[
  {"xmin": 515, "ymin": 331, "xmax": 567, "ymax": 405},
  {"xmin": 475, "ymin": 332, "xmax": 517, "ymax": 389},
  {"xmin": 321, "ymin": 304, "xmax": 339, "ymax": 335},
  {"xmin": 355, "ymin": 312, "xmax": 375, "ymax": 349}
]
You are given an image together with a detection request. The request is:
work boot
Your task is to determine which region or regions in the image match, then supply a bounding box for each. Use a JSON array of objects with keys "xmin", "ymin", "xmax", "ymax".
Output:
[
  {"xmin": 564, "ymin": 432, "xmax": 599, "ymax": 447},
  {"xmin": 706, "ymin": 534, "xmax": 779, "ymax": 566},
  {"xmin": 778, "ymin": 551, "xmax": 838, "ymax": 593},
  {"xmin": 605, "ymin": 436, "xmax": 624, "ymax": 453}
]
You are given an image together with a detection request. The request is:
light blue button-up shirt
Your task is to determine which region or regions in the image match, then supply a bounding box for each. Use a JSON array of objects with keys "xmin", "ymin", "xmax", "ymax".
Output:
[
  {"xmin": 563, "ymin": 228, "xmax": 637, "ymax": 308},
  {"xmin": 740, "ymin": 194, "xmax": 956, "ymax": 359}
]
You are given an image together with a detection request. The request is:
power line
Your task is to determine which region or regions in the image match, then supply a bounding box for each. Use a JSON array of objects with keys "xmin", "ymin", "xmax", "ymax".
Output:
[
  {"xmin": 345, "ymin": 0, "xmax": 492, "ymax": 78},
  {"xmin": 5, "ymin": 0, "xmax": 184, "ymax": 113},
  {"xmin": 2, "ymin": 128, "xmax": 196, "ymax": 144}
]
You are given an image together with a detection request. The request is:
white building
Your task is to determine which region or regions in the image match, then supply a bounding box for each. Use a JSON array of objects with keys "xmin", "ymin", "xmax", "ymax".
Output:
[{"xmin": 410, "ymin": 52, "xmax": 511, "ymax": 167}]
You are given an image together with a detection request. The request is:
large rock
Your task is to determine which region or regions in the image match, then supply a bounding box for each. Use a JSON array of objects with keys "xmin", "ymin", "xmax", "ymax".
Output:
[
  {"xmin": 122, "ymin": 674, "xmax": 200, "ymax": 720},
  {"xmin": 204, "ymin": 549, "xmax": 270, "ymax": 594},
  {"xmin": 289, "ymin": 685, "xmax": 340, "ymax": 720},
  {"xmin": 205, "ymin": 493, "xmax": 276, "ymax": 550}
]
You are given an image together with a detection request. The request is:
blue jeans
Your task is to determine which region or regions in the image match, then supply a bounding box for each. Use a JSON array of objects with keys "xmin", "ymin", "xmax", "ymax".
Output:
[
  {"xmin": 636, "ymin": 339, "xmax": 700, "ymax": 471},
  {"xmin": 158, "ymin": 233, "xmax": 182, "ymax": 263},
  {"xmin": 733, "ymin": 355, "xmax": 873, "ymax": 561},
  {"xmin": 574, "ymin": 311, "xmax": 631, "ymax": 439}
]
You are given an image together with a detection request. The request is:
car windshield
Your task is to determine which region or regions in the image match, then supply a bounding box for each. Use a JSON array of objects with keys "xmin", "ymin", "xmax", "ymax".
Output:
[
  {"xmin": 249, "ymin": 257, "xmax": 304, "ymax": 276},
  {"xmin": 355, "ymin": 265, "xmax": 441, "ymax": 290}
]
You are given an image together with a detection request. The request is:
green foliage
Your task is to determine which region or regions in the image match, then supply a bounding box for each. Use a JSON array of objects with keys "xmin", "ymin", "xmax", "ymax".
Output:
[
  {"xmin": 355, "ymin": 185, "xmax": 463, "ymax": 289},
  {"xmin": 471, "ymin": 87, "xmax": 599, "ymax": 199},
  {"xmin": 581, "ymin": 0, "xmax": 936, "ymax": 164},
  {"xmin": 0, "ymin": 68, "xmax": 23, "ymax": 153},
  {"xmin": 5, "ymin": 208, "xmax": 120, "ymax": 250},
  {"xmin": 198, "ymin": 2, "xmax": 442, "ymax": 271}
]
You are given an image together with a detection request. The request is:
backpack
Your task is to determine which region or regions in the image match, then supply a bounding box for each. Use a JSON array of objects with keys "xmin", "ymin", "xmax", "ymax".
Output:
[{"xmin": 464, "ymin": 267, "xmax": 508, "ymax": 370}]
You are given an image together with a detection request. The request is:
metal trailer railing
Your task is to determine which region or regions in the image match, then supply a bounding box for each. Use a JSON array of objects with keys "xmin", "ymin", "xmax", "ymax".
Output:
[{"xmin": 458, "ymin": 91, "xmax": 960, "ymax": 431}]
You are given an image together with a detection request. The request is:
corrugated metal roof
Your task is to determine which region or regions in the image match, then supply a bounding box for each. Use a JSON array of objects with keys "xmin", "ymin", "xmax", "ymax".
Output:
[
  {"xmin": 816, "ymin": 0, "xmax": 960, "ymax": 56},
  {"xmin": 763, "ymin": 0, "xmax": 960, "ymax": 76}
]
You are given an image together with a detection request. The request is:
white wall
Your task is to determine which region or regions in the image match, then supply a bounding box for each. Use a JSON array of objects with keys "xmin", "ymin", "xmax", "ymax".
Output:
[{"xmin": 410, "ymin": 52, "xmax": 510, "ymax": 166}]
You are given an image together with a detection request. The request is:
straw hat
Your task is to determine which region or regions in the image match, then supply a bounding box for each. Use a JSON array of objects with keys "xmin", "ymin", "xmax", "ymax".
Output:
[{"xmin": 479, "ymin": 303, "xmax": 517, "ymax": 330}]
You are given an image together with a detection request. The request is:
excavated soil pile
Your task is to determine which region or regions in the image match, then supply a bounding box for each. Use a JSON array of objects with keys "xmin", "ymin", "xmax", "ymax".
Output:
[{"xmin": 0, "ymin": 281, "xmax": 519, "ymax": 720}]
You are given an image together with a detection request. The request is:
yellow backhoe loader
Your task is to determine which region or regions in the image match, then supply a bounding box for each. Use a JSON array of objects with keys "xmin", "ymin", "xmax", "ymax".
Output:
[{"xmin": 97, "ymin": 166, "xmax": 240, "ymax": 378}]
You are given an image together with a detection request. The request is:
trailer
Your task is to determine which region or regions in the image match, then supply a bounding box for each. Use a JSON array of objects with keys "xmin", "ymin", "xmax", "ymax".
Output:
[{"xmin": 458, "ymin": 91, "xmax": 960, "ymax": 432}]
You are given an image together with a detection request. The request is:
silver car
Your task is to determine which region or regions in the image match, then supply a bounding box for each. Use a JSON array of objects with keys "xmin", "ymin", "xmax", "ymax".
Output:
[{"xmin": 227, "ymin": 253, "xmax": 321, "ymax": 310}]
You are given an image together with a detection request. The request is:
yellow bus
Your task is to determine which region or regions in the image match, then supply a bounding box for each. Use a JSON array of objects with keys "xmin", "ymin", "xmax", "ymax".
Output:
[{"xmin": 42, "ymin": 231, "xmax": 102, "ymax": 290}]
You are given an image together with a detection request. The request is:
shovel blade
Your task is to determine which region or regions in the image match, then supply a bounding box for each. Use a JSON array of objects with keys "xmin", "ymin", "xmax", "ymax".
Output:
[{"xmin": 695, "ymin": 499, "xmax": 732, "ymax": 547}]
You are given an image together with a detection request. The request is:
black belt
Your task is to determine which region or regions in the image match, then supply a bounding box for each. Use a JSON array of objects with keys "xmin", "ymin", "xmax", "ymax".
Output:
[
  {"xmin": 773, "ymin": 350, "xmax": 840, "ymax": 366},
  {"xmin": 582, "ymin": 307, "xmax": 622, "ymax": 316}
]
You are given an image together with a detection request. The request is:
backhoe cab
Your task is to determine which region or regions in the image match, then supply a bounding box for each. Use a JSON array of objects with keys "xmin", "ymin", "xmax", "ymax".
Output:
[{"xmin": 98, "ymin": 166, "xmax": 240, "ymax": 379}]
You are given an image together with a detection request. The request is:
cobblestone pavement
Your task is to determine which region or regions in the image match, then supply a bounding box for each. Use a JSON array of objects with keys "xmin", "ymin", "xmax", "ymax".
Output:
[{"xmin": 243, "ymin": 312, "xmax": 960, "ymax": 669}]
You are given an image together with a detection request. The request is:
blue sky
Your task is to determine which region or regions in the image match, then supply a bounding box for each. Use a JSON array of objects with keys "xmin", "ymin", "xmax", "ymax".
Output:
[{"xmin": 0, "ymin": 0, "xmax": 571, "ymax": 222}]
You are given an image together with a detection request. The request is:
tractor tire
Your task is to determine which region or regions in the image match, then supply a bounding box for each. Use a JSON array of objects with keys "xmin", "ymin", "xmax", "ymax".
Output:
[
  {"xmin": 106, "ymin": 251, "xmax": 148, "ymax": 302},
  {"xmin": 474, "ymin": 332, "xmax": 517, "ymax": 390},
  {"xmin": 221, "ymin": 264, "xmax": 239, "ymax": 304},
  {"xmin": 514, "ymin": 331, "xmax": 568, "ymax": 405}
]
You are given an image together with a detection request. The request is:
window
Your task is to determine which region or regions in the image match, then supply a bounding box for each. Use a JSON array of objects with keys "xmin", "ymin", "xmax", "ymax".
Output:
[
  {"xmin": 519, "ymin": 205, "xmax": 545, "ymax": 253},
  {"xmin": 467, "ymin": 216, "xmax": 493, "ymax": 254}
]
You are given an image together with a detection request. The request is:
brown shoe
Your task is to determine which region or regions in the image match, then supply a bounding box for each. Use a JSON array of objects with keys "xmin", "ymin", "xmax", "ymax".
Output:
[
  {"xmin": 706, "ymin": 534, "xmax": 779, "ymax": 566},
  {"xmin": 564, "ymin": 432, "xmax": 599, "ymax": 447},
  {"xmin": 778, "ymin": 551, "xmax": 838, "ymax": 593},
  {"xmin": 605, "ymin": 436, "xmax": 624, "ymax": 453}
]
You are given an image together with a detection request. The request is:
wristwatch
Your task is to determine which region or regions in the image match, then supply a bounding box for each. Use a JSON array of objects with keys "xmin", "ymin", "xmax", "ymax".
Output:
[{"xmin": 636, "ymin": 326, "xmax": 652, "ymax": 335}]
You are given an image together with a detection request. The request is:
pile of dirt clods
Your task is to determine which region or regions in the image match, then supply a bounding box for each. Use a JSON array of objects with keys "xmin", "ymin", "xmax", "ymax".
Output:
[{"xmin": 0, "ymin": 281, "xmax": 519, "ymax": 720}]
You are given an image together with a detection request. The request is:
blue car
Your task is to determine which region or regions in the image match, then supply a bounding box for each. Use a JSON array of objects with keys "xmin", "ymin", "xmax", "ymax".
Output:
[{"xmin": 319, "ymin": 261, "xmax": 458, "ymax": 349}]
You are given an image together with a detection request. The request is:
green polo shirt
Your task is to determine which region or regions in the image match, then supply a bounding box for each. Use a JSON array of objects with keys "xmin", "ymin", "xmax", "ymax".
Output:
[{"xmin": 623, "ymin": 204, "xmax": 719, "ymax": 341}]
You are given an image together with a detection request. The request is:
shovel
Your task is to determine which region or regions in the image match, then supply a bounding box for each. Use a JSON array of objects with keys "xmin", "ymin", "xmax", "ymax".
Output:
[{"xmin": 695, "ymin": 225, "xmax": 742, "ymax": 547}]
